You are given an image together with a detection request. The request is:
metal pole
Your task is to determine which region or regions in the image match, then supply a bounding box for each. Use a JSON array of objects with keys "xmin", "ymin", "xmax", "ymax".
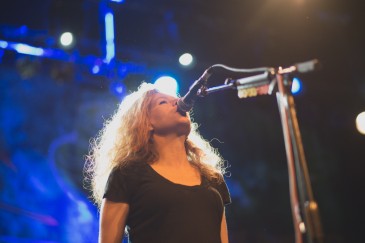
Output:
[
  {"xmin": 276, "ymin": 72, "xmax": 323, "ymax": 243},
  {"xmin": 276, "ymin": 73, "xmax": 304, "ymax": 243}
]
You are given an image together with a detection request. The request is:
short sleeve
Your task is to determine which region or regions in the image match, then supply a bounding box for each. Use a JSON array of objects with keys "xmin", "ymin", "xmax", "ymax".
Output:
[
  {"xmin": 214, "ymin": 175, "xmax": 231, "ymax": 205},
  {"xmin": 103, "ymin": 167, "xmax": 130, "ymax": 203}
]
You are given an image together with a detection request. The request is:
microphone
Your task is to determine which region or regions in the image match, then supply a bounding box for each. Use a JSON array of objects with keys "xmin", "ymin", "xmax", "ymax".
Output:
[
  {"xmin": 295, "ymin": 59, "xmax": 321, "ymax": 73},
  {"xmin": 177, "ymin": 69, "xmax": 212, "ymax": 113}
]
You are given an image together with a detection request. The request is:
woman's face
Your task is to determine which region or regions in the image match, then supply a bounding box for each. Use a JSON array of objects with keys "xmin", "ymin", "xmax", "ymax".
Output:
[{"xmin": 148, "ymin": 92, "xmax": 191, "ymax": 136}]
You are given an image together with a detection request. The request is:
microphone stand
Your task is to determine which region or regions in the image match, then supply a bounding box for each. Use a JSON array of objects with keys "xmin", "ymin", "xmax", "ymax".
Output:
[{"xmin": 199, "ymin": 60, "xmax": 323, "ymax": 243}]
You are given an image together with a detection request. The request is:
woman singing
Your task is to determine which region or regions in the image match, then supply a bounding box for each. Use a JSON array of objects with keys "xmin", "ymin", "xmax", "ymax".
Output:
[{"xmin": 85, "ymin": 83, "xmax": 231, "ymax": 243}]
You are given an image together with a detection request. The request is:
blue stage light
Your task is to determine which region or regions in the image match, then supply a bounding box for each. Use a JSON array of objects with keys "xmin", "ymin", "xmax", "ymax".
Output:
[
  {"xmin": 0, "ymin": 40, "xmax": 8, "ymax": 48},
  {"xmin": 12, "ymin": 43, "xmax": 44, "ymax": 56},
  {"xmin": 110, "ymin": 81, "xmax": 125, "ymax": 97},
  {"xmin": 154, "ymin": 76, "xmax": 179, "ymax": 96},
  {"xmin": 110, "ymin": 0, "xmax": 125, "ymax": 2},
  {"xmin": 92, "ymin": 65, "xmax": 100, "ymax": 74},
  {"xmin": 104, "ymin": 12, "xmax": 115, "ymax": 64},
  {"xmin": 0, "ymin": 40, "xmax": 45, "ymax": 57},
  {"xmin": 291, "ymin": 77, "xmax": 302, "ymax": 94}
]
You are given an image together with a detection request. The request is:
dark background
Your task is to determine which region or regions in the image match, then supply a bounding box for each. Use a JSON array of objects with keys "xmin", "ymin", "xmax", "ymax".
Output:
[{"xmin": 0, "ymin": 0, "xmax": 364, "ymax": 242}]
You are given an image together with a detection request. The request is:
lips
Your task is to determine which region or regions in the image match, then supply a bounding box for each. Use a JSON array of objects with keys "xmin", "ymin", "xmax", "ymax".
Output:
[{"xmin": 177, "ymin": 108, "xmax": 187, "ymax": 117}]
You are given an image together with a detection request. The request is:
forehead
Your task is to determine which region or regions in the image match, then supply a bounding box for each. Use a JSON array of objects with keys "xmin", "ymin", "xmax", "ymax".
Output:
[{"xmin": 151, "ymin": 92, "xmax": 176, "ymax": 102}]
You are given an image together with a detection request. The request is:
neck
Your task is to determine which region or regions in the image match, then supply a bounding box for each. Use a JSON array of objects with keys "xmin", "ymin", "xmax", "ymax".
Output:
[{"xmin": 152, "ymin": 134, "xmax": 189, "ymax": 167}]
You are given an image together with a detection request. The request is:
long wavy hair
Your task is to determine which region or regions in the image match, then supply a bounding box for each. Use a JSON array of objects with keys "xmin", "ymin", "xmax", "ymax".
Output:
[{"xmin": 84, "ymin": 83, "xmax": 226, "ymax": 207}]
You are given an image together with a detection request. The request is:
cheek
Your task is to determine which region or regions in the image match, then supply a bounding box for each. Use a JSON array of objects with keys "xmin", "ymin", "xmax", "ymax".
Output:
[{"xmin": 150, "ymin": 110, "xmax": 167, "ymax": 127}]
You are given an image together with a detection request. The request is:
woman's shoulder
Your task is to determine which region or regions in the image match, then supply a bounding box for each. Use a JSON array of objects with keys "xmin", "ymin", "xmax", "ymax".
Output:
[
  {"xmin": 205, "ymin": 172, "xmax": 231, "ymax": 205},
  {"xmin": 204, "ymin": 171, "xmax": 225, "ymax": 184}
]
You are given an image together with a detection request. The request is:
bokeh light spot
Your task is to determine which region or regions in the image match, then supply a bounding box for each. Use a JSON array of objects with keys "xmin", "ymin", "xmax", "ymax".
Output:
[
  {"xmin": 60, "ymin": 32, "xmax": 74, "ymax": 47},
  {"xmin": 154, "ymin": 76, "xmax": 179, "ymax": 97},
  {"xmin": 356, "ymin": 111, "xmax": 365, "ymax": 135},
  {"xmin": 179, "ymin": 53, "xmax": 193, "ymax": 66}
]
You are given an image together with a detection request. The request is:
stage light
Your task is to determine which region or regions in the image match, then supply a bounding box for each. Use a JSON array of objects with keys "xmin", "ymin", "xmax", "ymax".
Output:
[
  {"xmin": 59, "ymin": 32, "xmax": 74, "ymax": 47},
  {"xmin": 110, "ymin": 81, "xmax": 125, "ymax": 97},
  {"xmin": 179, "ymin": 53, "xmax": 193, "ymax": 66},
  {"xmin": 92, "ymin": 65, "xmax": 100, "ymax": 74},
  {"xmin": 104, "ymin": 12, "xmax": 115, "ymax": 63},
  {"xmin": 12, "ymin": 43, "xmax": 44, "ymax": 56},
  {"xmin": 0, "ymin": 40, "xmax": 8, "ymax": 48},
  {"xmin": 356, "ymin": 111, "xmax": 365, "ymax": 135},
  {"xmin": 154, "ymin": 76, "xmax": 179, "ymax": 96},
  {"xmin": 1, "ymin": 40, "xmax": 47, "ymax": 57},
  {"xmin": 110, "ymin": 0, "xmax": 124, "ymax": 2},
  {"xmin": 291, "ymin": 77, "xmax": 302, "ymax": 94}
]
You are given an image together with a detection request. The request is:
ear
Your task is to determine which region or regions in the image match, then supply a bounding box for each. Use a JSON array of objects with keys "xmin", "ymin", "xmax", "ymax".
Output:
[
  {"xmin": 148, "ymin": 124, "xmax": 154, "ymax": 143},
  {"xmin": 148, "ymin": 123, "xmax": 154, "ymax": 132}
]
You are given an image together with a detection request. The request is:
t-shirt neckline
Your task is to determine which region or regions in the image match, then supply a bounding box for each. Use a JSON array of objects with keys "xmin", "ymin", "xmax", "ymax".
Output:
[{"xmin": 145, "ymin": 163, "xmax": 204, "ymax": 188}]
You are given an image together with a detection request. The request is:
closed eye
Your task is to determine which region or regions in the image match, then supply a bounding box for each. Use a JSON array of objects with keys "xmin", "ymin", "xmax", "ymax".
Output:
[{"xmin": 159, "ymin": 100, "xmax": 167, "ymax": 105}]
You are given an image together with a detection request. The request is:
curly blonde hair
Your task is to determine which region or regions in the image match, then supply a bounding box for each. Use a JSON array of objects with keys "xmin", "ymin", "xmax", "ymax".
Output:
[{"xmin": 84, "ymin": 83, "xmax": 226, "ymax": 207}]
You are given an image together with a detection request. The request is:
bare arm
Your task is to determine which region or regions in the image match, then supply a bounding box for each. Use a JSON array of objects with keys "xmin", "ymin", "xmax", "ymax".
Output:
[
  {"xmin": 99, "ymin": 198, "xmax": 130, "ymax": 243},
  {"xmin": 221, "ymin": 208, "xmax": 229, "ymax": 243}
]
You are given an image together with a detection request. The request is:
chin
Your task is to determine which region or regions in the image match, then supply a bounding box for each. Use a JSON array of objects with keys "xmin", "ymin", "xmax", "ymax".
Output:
[{"xmin": 177, "ymin": 122, "xmax": 191, "ymax": 136}]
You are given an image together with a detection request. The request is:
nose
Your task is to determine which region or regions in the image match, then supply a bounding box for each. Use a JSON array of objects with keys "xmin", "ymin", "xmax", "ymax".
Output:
[{"xmin": 173, "ymin": 99, "xmax": 178, "ymax": 106}]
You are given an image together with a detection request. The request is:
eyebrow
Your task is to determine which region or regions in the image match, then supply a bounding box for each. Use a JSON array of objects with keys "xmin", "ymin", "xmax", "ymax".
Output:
[{"xmin": 152, "ymin": 94, "xmax": 174, "ymax": 106}]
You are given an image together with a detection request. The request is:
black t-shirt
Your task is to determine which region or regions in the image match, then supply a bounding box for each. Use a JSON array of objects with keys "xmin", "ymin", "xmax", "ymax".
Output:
[{"xmin": 103, "ymin": 162, "xmax": 231, "ymax": 243}]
